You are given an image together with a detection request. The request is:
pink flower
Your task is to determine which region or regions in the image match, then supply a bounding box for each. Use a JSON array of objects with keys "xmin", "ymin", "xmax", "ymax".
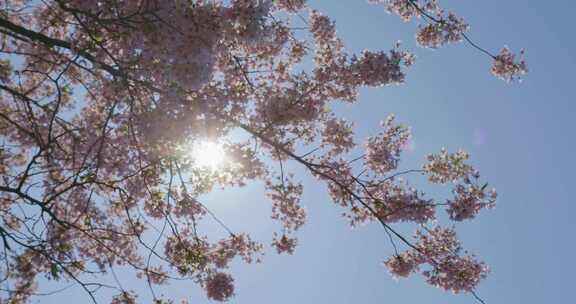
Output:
[
  {"xmin": 274, "ymin": 0, "xmax": 306, "ymax": 11},
  {"xmin": 384, "ymin": 253, "xmax": 420, "ymax": 277},
  {"xmin": 266, "ymin": 176, "xmax": 306, "ymax": 232},
  {"xmin": 110, "ymin": 291, "xmax": 137, "ymax": 304},
  {"xmin": 423, "ymin": 149, "xmax": 473, "ymax": 184},
  {"xmin": 384, "ymin": 226, "xmax": 488, "ymax": 292},
  {"xmin": 369, "ymin": 181, "xmax": 435, "ymax": 223},
  {"xmin": 322, "ymin": 117, "xmax": 355, "ymax": 155},
  {"xmin": 366, "ymin": 115, "xmax": 411, "ymax": 174},
  {"xmin": 348, "ymin": 49, "xmax": 413, "ymax": 87},
  {"xmin": 491, "ymin": 47, "xmax": 528, "ymax": 82},
  {"xmin": 446, "ymin": 180, "xmax": 497, "ymax": 221},
  {"xmin": 310, "ymin": 10, "xmax": 336, "ymax": 43},
  {"xmin": 416, "ymin": 14, "xmax": 469, "ymax": 48},
  {"xmin": 206, "ymin": 272, "xmax": 235, "ymax": 302},
  {"xmin": 272, "ymin": 234, "xmax": 298, "ymax": 255},
  {"xmin": 424, "ymin": 255, "xmax": 489, "ymax": 293}
]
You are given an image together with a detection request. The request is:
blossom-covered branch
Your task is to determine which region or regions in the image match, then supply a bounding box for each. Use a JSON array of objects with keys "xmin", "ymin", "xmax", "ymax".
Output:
[{"xmin": 0, "ymin": 1, "xmax": 521, "ymax": 303}]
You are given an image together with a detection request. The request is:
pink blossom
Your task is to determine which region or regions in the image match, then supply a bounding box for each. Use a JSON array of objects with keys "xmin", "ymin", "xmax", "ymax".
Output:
[
  {"xmin": 491, "ymin": 47, "xmax": 528, "ymax": 82},
  {"xmin": 110, "ymin": 292, "xmax": 137, "ymax": 304},
  {"xmin": 384, "ymin": 226, "xmax": 489, "ymax": 292},
  {"xmin": 384, "ymin": 253, "xmax": 420, "ymax": 277},
  {"xmin": 205, "ymin": 272, "xmax": 235, "ymax": 302},
  {"xmin": 423, "ymin": 255, "xmax": 489, "ymax": 293},
  {"xmin": 423, "ymin": 149, "xmax": 474, "ymax": 183},
  {"xmin": 310, "ymin": 10, "xmax": 336, "ymax": 43},
  {"xmin": 272, "ymin": 234, "xmax": 298, "ymax": 255},
  {"xmin": 173, "ymin": 194, "xmax": 206, "ymax": 220},
  {"xmin": 416, "ymin": 14, "xmax": 469, "ymax": 48},
  {"xmin": 366, "ymin": 115, "xmax": 411, "ymax": 174},
  {"xmin": 210, "ymin": 234, "xmax": 263, "ymax": 268},
  {"xmin": 322, "ymin": 117, "xmax": 355, "ymax": 155},
  {"xmin": 447, "ymin": 182, "xmax": 497, "ymax": 221},
  {"xmin": 274, "ymin": 0, "xmax": 306, "ymax": 11},
  {"xmin": 369, "ymin": 181, "xmax": 435, "ymax": 223},
  {"xmin": 266, "ymin": 175, "xmax": 306, "ymax": 232},
  {"xmin": 348, "ymin": 49, "xmax": 414, "ymax": 87}
]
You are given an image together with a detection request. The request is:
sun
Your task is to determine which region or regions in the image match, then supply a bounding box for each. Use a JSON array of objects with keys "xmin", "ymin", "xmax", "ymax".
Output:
[{"xmin": 189, "ymin": 140, "xmax": 227, "ymax": 170}]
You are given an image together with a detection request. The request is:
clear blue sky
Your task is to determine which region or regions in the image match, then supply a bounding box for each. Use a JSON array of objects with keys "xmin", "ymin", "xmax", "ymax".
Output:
[{"xmin": 39, "ymin": 1, "xmax": 575, "ymax": 303}]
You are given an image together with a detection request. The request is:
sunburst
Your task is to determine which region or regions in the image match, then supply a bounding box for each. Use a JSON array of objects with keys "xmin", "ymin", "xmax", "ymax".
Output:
[{"xmin": 189, "ymin": 140, "xmax": 227, "ymax": 170}]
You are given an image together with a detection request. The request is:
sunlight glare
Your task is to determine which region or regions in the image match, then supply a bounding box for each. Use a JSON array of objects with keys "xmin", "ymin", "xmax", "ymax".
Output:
[{"xmin": 190, "ymin": 140, "xmax": 227, "ymax": 170}]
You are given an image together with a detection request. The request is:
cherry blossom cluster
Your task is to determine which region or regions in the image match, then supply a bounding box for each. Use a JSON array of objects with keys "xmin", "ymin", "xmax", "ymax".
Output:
[
  {"xmin": 136, "ymin": 265, "xmax": 169, "ymax": 285},
  {"xmin": 272, "ymin": 233, "xmax": 298, "ymax": 255},
  {"xmin": 368, "ymin": 181, "xmax": 435, "ymax": 223},
  {"xmin": 385, "ymin": 226, "xmax": 489, "ymax": 293},
  {"xmin": 371, "ymin": 0, "xmax": 445, "ymax": 22},
  {"xmin": 165, "ymin": 233, "xmax": 261, "ymax": 277},
  {"xmin": 164, "ymin": 236, "xmax": 210, "ymax": 275},
  {"xmin": 371, "ymin": 0, "xmax": 422, "ymax": 21},
  {"xmin": 211, "ymin": 234, "xmax": 263, "ymax": 268},
  {"xmin": 380, "ymin": 0, "xmax": 469, "ymax": 49},
  {"xmin": 124, "ymin": 1, "xmax": 222, "ymax": 90},
  {"xmin": 416, "ymin": 13, "xmax": 469, "ymax": 48},
  {"xmin": 423, "ymin": 149, "xmax": 474, "ymax": 183},
  {"xmin": 266, "ymin": 175, "xmax": 306, "ymax": 232},
  {"xmin": 384, "ymin": 252, "xmax": 420, "ymax": 277},
  {"xmin": 111, "ymin": 292, "xmax": 138, "ymax": 304},
  {"xmin": 309, "ymin": 10, "xmax": 347, "ymax": 86},
  {"xmin": 310, "ymin": 10, "xmax": 337, "ymax": 44},
  {"xmin": 370, "ymin": 0, "xmax": 528, "ymax": 80},
  {"xmin": 274, "ymin": 0, "xmax": 306, "ymax": 11},
  {"xmin": 423, "ymin": 252, "xmax": 488, "ymax": 292},
  {"xmin": 447, "ymin": 177, "xmax": 497, "ymax": 221},
  {"xmin": 366, "ymin": 115, "xmax": 411, "ymax": 174},
  {"xmin": 206, "ymin": 272, "xmax": 235, "ymax": 302},
  {"xmin": 173, "ymin": 194, "xmax": 207, "ymax": 220},
  {"xmin": 143, "ymin": 191, "xmax": 170, "ymax": 219},
  {"xmin": 321, "ymin": 117, "xmax": 355, "ymax": 155},
  {"xmin": 348, "ymin": 49, "xmax": 415, "ymax": 86},
  {"xmin": 256, "ymin": 86, "xmax": 322, "ymax": 126},
  {"xmin": 309, "ymin": 10, "xmax": 415, "ymax": 103},
  {"xmin": 492, "ymin": 47, "xmax": 528, "ymax": 82},
  {"xmin": 227, "ymin": 0, "xmax": 273, "ymax": 44},
  {"xmin": 423, "ymin": 149, "xmax": 496, "ymax": 220}
]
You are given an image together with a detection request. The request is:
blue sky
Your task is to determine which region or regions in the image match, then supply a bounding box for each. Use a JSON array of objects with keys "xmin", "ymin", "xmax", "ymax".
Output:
[{"xmin": 38, "ymin": 1, "xmax": 576, "ymax": 303}]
